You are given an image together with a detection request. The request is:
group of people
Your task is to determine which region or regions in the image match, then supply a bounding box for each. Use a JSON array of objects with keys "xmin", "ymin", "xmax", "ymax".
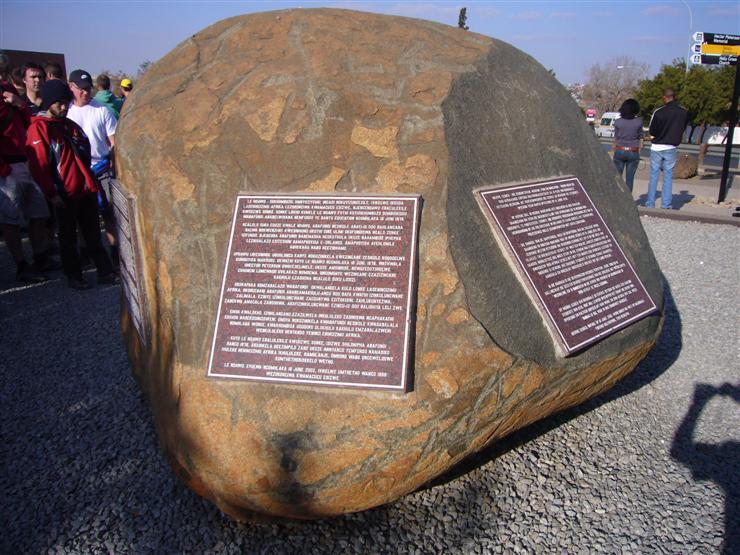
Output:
[
  {"xmin": 612, "ymin": 88, "xmax": 689, "ymax": 209},
  {"xmin": 0, "ymin": 51, "xmax": 133, "ymax": 289},
  {"xmin": 0, "ymin": 47, "xmax": 692, "ymax": 287}
]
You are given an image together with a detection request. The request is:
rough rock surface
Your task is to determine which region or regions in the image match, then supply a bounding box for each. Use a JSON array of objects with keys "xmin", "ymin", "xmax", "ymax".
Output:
[
  {"xmin": 116, "ymin": 9, "xmax": 663, "ymax": 520},
  {"xmin": 674, "ymin": 153, "xmax": 699, "ymax": 179}
]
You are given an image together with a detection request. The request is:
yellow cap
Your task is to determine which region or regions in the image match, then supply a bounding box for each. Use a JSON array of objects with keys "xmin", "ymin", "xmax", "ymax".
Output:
[{"xmin": 120, "ymin": 78, "xmax": 133, "ymax": 89}]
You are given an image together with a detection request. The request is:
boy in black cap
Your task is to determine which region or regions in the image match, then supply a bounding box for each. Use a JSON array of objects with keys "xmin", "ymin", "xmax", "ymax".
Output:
[{"xmin": 25, "ymin": 79, "xmax": 117, "ymax": 289}]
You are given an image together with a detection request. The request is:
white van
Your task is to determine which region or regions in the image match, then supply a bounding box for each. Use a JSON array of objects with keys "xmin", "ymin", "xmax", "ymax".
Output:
[{"xmin": 595, "ymin": 112, "xmax": 621, "ymax": 138}]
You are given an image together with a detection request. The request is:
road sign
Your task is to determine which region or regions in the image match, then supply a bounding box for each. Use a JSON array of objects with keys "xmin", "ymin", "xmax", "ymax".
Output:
[
  {"xmin": 700, "ymin": 54, "xmax": 738, "ymax": 66},
  {"xmin": 703, "ymin": 33, "xmax": 740, "ymax": 46},
  {"xmin": 691, "ymin": 32, "xmax": 739, "ymax": 66},
  {"xmin": 701, "ymin": 43, "xmax": 740, "ymax": 56}
]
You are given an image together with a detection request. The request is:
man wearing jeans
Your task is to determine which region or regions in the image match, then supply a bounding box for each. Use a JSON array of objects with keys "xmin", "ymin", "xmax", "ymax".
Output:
[{"xmin": 646, "ymin": 89, "xmax": 688, "ymax": 209}]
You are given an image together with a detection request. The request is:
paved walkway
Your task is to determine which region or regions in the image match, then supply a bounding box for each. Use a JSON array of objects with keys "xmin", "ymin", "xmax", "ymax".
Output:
[{"xmin": 621, "ymin": 157, "xmax": 740, "ymax": 227}]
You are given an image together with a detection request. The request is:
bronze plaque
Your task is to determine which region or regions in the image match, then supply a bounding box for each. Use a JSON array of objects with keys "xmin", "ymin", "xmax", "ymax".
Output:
[
  {"xmin": 476, "ymin": 177, "xmax": 657, "ymax": 356},
  {"xmin": 207, "ymin": 194, "xmax": 421, "ymax": 390},
  {"xmin": 110, "ymin": 180, "xmax": 148, "ymax": 345}
]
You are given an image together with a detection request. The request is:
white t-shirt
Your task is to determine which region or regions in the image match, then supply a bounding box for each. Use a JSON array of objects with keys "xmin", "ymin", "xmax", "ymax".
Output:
[{"xmin": 67, "ymin": 99, "xmax": 117, "ymax": 165}]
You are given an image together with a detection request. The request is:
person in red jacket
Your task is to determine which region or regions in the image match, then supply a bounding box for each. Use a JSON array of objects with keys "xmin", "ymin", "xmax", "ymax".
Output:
[
  {"xmin": 26, "ymin": 80, "xmax": 117, "ymax": 289},
  {"xmin": 0, "ymin": 51, "xmax": 52, "ymax": 283}
]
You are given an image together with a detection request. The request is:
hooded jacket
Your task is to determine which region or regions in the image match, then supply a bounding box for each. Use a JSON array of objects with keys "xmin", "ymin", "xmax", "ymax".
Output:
[
  {"xmin": 93, "ymin": 89, "xmax": 123, "ymax": 119},
  {"xmin": 26, "ymin": 113, "xmax": 100, "ymax": 200}
]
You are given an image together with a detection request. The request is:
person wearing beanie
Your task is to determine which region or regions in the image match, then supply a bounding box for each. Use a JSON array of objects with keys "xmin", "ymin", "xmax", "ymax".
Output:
[{"xmin": 25, "ymin": 79, "xmax": 117, "ymax": 289}]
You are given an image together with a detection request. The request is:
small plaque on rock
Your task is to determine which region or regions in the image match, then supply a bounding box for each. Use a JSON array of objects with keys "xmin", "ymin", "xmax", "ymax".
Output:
[
  {"xmin": 476, "ymin": 177, "xmax": 657, "ymax": 356},
  {"xmin": 207, "ymin": 194, "xmax": 421, "ymax": 390},
  {"xmin": 110, "ymin": 179, "xmax": 149, "ymax": 345}
]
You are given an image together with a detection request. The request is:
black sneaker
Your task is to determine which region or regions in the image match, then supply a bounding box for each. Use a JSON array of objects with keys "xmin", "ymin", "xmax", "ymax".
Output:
[
  {"xmin": 16, "ymin": 261, "xmax": 48, "ymax": 283},
  {"xmin": 98, "ymin": 273, "xmax": 120, "ymax": 285},
  {"xmin": 68, "ymin": 277, "xmax": 92, "ymax": 290}
]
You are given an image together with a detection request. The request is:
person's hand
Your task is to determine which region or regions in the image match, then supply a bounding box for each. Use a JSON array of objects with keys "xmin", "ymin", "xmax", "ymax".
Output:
[{"xmin": 2, "ymin": 91, "xmax": 24, "ymax": 109}]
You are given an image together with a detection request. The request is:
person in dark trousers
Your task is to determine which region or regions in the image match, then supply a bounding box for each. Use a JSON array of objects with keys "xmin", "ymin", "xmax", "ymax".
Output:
[
  {"xmin": 67, "ymin": 69, "xmax": 119, "ymax": 266},
  {"xmin": 25, "ymin": 80, "xmax": 117, "ymax": 289},
  {"xmin": 612, "ymin": 98, "xmax": 642, "ymax": 192},
  {"xmin": 646, "ymin": 88, "xmax": 689, "ymax": 209}
]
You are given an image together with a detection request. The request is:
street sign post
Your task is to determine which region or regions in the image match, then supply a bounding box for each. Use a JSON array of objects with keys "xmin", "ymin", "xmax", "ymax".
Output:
[
  {"xmin": 691, "ymin": 32, "xmax": 739, "ymax": 66},
  {"xmin": 690, "ymin": 32, "xmax": 739, "ymax": 203}
]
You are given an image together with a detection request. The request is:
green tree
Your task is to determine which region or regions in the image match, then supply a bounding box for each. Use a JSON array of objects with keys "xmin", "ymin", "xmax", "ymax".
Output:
[
  {"xmin": 634, "ymin": 58, "xmax": 686, "ymax": 119},
  {"xmin": 636, "ymin": 59, "xmax": 734, "ymax": 128},
  {"xmin": 137, "ymin": 60, "xmax": 153, "ymax": 77}
]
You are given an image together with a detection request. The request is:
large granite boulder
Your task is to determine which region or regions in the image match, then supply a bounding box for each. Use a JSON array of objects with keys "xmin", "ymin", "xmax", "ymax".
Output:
[{"xmin": 116, "ymin": 8, "xmax": 663, "ymax": 520}]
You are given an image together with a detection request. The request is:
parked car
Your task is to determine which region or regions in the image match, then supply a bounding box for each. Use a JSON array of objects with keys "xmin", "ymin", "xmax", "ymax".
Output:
[
  {"xmin": 594, "ymin": 111, "xmax": 621, "ymax": 138},
  {"xmin": 703, "ymin": 126, "xmax": 740, "ymax": 145}
]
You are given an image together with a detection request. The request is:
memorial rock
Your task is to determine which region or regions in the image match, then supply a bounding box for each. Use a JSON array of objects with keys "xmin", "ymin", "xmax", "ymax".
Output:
[{"xmin": 116, "ymin": 9, "xmax": 664, "ymax": 520}]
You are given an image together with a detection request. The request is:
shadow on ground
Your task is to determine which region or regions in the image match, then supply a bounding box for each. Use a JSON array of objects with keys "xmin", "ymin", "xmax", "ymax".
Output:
[
  {"xmin": 671, "ymin": 382, "xmax": 740, "ymax": 555},
  {"xmin": 636, "ymin": 190, "xmax": 695, "ymax": 209}
]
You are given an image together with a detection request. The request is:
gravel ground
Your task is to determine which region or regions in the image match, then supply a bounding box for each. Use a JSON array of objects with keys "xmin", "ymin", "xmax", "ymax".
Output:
[{"xmin": 1, "ymin": 217, "xmax": 738, "ymax": 554}]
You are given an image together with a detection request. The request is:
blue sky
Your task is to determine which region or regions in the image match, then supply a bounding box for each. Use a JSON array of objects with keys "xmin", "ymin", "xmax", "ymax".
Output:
[{"xmin": 1, "ymin": 1, "xmax": 738, "ymax": 84}]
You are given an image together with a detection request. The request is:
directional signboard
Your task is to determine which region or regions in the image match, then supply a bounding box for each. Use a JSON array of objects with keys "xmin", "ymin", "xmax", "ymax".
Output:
[{"xmin": 691, "ymin": 32, "xmax": 739, "ymax": 66}]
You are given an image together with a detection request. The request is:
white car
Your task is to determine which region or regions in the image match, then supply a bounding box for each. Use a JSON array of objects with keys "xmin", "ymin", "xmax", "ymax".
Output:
[
  {"xmin": 703, "ymin": 126, "xmax": 740, "ymax": 145},
  {"xmin": 594, "ymin": 112, "xmax": 621, "ymax": 138}
]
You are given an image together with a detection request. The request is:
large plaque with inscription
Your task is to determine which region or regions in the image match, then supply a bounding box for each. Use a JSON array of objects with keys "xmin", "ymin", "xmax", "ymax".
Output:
[
  {"xmin": 207, "ymin": 194, "xmax": 421, "ymax": 390},
  {"xmin": 110, "ymin": 179, "xmax": 148, "ymax": 345},
  {"xmin": 476, "ymin": 177, "xmax": 657, "ymax": 356}
]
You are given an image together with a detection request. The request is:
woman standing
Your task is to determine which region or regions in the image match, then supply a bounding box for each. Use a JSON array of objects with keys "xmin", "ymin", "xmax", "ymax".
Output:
[{"xmin": 613, "ymin": 99, "xmax": 643, "ymax": 192}]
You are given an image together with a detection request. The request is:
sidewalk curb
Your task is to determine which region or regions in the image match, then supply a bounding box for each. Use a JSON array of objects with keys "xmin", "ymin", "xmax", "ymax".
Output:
[{"xmin": 637, "ymin": 206, "xmax": 740, "ymax": 227}]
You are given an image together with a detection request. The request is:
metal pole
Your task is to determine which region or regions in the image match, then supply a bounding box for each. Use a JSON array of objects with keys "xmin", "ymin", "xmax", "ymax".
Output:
[
  {"xmin": 718, "ymin": 62, "xmax": 740, "ymax": 203},
  {"xmin": 681, "ymin": 0, "xmax": 693, "ymax": 74}
]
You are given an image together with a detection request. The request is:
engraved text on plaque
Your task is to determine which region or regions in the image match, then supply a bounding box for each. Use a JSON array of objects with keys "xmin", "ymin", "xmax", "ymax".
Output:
[
  {"xmin": 208, "ymin": 194, "xmax": 421, "ymax": 390},
  {"xmin": 476, "ymin": 177, "xmax": 657, "ymax": 355}
]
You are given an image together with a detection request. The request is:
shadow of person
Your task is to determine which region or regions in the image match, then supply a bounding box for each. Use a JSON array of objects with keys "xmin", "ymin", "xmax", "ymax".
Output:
[
  {"xmin": 670, "ymin": 383, "xmax": 740, "ymax": 554},
  {"xmin": 635, "ymin": 191, "xmax": 694, "ymax": 209},
  {"xmin": 669, "ymin": 190, "xmax": 695, "ymax": 209}
]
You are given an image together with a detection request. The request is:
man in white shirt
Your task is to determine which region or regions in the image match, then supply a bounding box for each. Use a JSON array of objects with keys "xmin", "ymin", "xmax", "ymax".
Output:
[{"xmin": 66, "ymin": 69, "xmax": 119, "ymax": 264}]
